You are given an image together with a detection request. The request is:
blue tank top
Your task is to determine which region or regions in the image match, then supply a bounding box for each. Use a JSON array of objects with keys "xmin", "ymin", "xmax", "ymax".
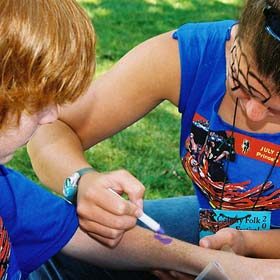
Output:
[{"xmin": 173, "ymin": 20, "xmax": 280, "ymax": 227}]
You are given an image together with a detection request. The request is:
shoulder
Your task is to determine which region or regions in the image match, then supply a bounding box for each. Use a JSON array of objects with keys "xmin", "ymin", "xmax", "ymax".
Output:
[
  {"xmin": 173, "ymin": 20, "xmax": 236, "ymax": 50},
  {"xmin": 173, "ymin": 20, "xmax": 237, "ymax": 71},
  {"xmin": 110, "ymin": 31, "xmax": 181, "ymax": 105},
  {"xmin": 125, "ymin": 31, "xmax": 179, "ymax": 71},
  {"xmin": 174, "ymin": 20, "xmax": 237, "ymax": 38}
]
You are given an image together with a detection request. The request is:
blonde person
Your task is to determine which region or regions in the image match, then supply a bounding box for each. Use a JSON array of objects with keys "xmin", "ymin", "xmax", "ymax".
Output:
[{"xmin": 28, "ymin": 0, "xmax": 280, "ymax": 279}]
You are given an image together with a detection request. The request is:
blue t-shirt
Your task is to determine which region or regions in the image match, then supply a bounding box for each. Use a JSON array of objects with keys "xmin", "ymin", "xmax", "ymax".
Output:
[
  {"xmin": 174, "ymin": 20, "xmax": 280, "ymax": 228},
  {"xmin": 0, "ymin": 165, "xmax": 78, "ymax": 279}
]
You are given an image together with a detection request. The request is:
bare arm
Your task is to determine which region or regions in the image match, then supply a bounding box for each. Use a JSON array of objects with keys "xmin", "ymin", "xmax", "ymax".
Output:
[
  {"xmin": 59, "ymin": 31, "xmax": 180, "ymax": 150},
  {"xmin": 27, "ymin": 31, "xmax": 180, "ymax": 246},
  {"xmin": 28, "ymin": 31, "xmax": 180, "ymax": 190},
  {"xmin": 200, "ymin": 227, "xmax": 280, "ymax": 259},
  {"xmin": 63, "ymin": 225, "xmax": 280, "ymax": 280}
]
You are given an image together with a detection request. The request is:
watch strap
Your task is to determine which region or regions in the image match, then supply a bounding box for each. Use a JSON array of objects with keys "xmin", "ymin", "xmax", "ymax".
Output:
[
  {"xmin": 77, "ymin": 167, "xmax": 95, "ymax": 176},
  {"xmin": 63, "ymin": 167, "xmax": 95, "ymax": 204}
]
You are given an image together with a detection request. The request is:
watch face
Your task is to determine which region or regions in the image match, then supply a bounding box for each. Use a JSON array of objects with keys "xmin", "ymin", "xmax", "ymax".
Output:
[
  {"xmin": 63, "ymin": 172, "xmax": 80, "ymax": 200},
  {"xmin": 64, "ymin": 177, "xmax": 74, "ymax": 188},
  {"xmin": 63, "ymin": 180, "xmax": 77, "ymax": 197}
]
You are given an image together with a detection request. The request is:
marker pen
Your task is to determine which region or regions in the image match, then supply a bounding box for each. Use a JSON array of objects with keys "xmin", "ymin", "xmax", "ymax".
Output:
[{"xmin": 108, "ymin": 188, "xmax": 164, "ymax": 233}]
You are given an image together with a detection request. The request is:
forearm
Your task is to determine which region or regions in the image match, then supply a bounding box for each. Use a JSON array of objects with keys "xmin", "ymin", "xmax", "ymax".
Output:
[
  {"xmin": 27, "ymin": 120, "xmax": 90, "ymax": 194},
  {"xmin": 243, "ymin": 229, "xmax": 280, "ymax": 258},
  {"xmin": 64, "ymin": 226, "xmax": 260, "ymax": 279},
  {"xmin": 65, "ymin": 226, "xmax": 210, "ymax": 274}
]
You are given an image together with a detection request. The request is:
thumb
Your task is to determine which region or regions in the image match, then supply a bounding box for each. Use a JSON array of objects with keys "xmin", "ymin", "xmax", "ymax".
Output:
[
  {"xmin": 107, "ymin": 188, "xmax": 142, "ymax": 218},
  {"xmin": 199, "ymin": 237, "xmax": 211, "ymax": 248},
  {"xmin": 199, "ymin": 232, "xmax": 229, "ymax": 250}
]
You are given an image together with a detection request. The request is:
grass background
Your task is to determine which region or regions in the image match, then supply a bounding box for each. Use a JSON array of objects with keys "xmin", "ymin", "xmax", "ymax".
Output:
[{"xmin": 8, "ymin": 0, "xmax": 242, "ymax": 199}]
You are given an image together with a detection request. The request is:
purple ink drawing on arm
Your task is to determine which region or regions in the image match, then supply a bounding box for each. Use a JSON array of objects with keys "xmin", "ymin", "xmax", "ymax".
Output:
[{"xmin": 154, "ymin": 228, "xmax": 173, "ymax": 245}]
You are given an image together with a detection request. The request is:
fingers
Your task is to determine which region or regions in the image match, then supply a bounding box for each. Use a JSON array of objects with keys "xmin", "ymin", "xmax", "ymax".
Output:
[
  {"xmin": 77, "ymin": 189, "xmax": 138, "ymax": 247},
  {"xmin": 199, "ymin": 228, "xmax": 238, "ymax": 250},
  {"xmin": 78, "ymin": 186, "xmax": 141, "ymax": 218},
  {"xmin": 78, "ymin": 173, "xmax": 142, "ymax": 217},
  {"xmin": 95, "ymin": 189, "xmax": 140, "ymax": 217},
  {"xmin": 199, "ymin": 232, "xmax": 227, "ymax": 250},
  {"xmin": 200, "ymin": 228, "xmax": 247, "ymax": 256},
  {"xmin": 78, "ymin": 208, "xmax": 137, "ymax": 236},
  {"xmin": 75, "ymin": 169, "xmax": 145, "ymax": 247},
  {"xmin": 78, "ymin": 204, "xmax": 135, "ymax": 248},
  {"xmin": 107, "ymin": 169, "xmax": 145, "ymax": 209},
  {"xmin": 87, "ymin": 231, "xmax": 123, "ymax": 248}
]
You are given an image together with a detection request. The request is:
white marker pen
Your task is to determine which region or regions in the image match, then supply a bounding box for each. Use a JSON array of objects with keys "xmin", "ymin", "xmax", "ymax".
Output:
[{"xmin": 108, "ymin": 188, "xmax": 164, "ymax": 234}]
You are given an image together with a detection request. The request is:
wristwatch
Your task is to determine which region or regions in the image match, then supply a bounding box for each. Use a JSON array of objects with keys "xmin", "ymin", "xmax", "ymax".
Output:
[{"xmin": 63, "ymin": 167, "xmax": 95, "ymax": 204}]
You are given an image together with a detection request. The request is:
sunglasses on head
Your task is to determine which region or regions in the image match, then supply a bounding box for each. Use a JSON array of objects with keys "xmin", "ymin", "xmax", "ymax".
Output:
[{"xmin": 263, "ymin": 4, "xmax": 280, "ymax": 42}]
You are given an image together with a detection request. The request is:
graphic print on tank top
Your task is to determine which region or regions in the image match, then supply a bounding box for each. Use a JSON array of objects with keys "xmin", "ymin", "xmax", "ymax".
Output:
[
  {"xmin": 0, "ymin": 217, "xmax": 11, "ymax": 280},
  {"xmin": 182, "ymin": 113, "xmax": 280, "ymax": 211}
]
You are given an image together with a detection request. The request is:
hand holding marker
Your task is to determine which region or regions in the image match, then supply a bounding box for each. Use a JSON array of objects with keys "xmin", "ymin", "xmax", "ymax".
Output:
[
  {"xmin": 108, "ymin": 188, "xmax": 164, "ymax": 234},
  {"xmin": 109, "ymin": 189, "xmax": 172, "ymax": 244}
]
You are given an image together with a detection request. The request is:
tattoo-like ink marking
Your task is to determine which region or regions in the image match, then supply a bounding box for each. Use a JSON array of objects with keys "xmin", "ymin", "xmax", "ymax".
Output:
[
  {"xmin": 229, "ymin": 37, "xmax": 272, "ymax": 104},
  {"xmin": 154, "ymin": 228, "xmax": 173, "ymax": 245}
]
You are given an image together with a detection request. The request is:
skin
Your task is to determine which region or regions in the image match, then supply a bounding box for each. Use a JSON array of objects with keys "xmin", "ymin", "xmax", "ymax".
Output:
[
  {"xmin": 0, "ymin": 105, "xmax": 58, "ymax": 164},
  {"xmin": 28, "ymin": 30, "xmax": 180, "ymax": 246},
  {"xmin": 62, "ymin": 225, "xmax": 280, "ymax": 280},
  {"xmin": 28, "ymin": 25, "xmax": 280, "ymax": 277},
  {"xmin": 4, "ymin": 106, "xmax": 262, "ymax": 279}
]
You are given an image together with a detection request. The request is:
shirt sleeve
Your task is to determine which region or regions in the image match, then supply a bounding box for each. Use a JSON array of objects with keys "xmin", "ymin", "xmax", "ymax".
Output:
[{"xmin": 0, "ymin": 165, "xmax": 79, "ymax": 275}]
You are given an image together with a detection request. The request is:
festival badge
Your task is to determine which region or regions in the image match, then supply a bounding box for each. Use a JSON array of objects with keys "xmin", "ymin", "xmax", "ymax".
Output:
[{"xmin": 199, "ymin": 208, "xmax": 271, "ymax": 239}]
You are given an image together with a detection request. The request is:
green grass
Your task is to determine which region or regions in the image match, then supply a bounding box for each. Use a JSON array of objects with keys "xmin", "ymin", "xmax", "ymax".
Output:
[{"xmin": 8, "ymin": 0, "xmax": 242, "ymax": 199}]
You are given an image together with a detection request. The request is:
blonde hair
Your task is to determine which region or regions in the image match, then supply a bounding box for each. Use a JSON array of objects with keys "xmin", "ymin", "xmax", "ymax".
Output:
[{"xmin": 0, "ymin": 0, "xmax": 95, "ymax": 128}]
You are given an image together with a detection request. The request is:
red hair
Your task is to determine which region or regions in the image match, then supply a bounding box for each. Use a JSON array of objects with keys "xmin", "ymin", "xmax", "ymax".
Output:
[{"xmin": 0, "ymin": 0, "xmax": 95, "ymax": 128}]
